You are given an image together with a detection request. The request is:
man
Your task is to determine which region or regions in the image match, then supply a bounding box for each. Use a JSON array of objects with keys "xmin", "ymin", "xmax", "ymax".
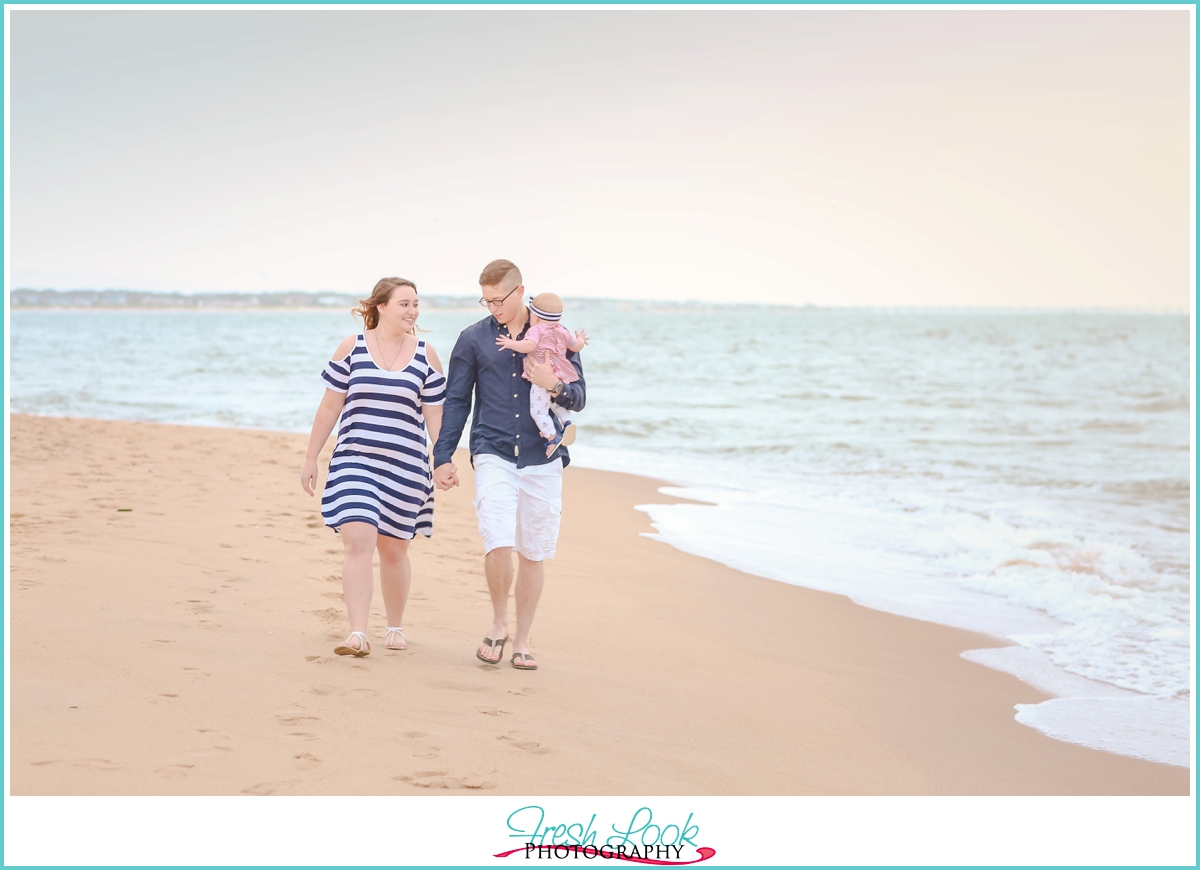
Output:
[{"xmin": 432, "ymin": 259, "xmax": 586, "ymax": 670}]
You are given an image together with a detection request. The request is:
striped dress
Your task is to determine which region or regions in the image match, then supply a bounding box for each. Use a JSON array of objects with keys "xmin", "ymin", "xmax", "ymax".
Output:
[{"xmin": 319, "ymin": 335, "xmax": 447, "ymax": 540}]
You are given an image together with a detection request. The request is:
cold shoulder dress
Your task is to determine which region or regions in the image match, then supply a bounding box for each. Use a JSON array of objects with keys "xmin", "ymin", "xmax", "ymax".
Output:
[{"xmin": 319, "ymin": 335, "xmax": 446, "ymax": 539}]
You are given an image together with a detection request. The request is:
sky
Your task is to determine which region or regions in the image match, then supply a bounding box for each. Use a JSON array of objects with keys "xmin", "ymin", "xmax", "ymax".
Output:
[{"xmin": 8, "ymin": 9, "xmax": 1193, "ymax": 307}]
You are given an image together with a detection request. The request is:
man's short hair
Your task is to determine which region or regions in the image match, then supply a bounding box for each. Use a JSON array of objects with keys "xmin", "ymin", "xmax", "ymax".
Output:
[{"xmin": 479, "ymin": 259, "xmax": 522, "ymax": 288}]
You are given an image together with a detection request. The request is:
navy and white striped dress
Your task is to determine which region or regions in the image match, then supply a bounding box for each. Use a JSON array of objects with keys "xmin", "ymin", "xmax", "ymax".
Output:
[{"xmin": 320, "ymin": 335, "xmax": 447, "ymax": 540}]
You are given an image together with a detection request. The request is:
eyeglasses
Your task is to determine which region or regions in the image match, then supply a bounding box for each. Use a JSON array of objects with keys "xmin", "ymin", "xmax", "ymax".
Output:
[{"xmin": 479, "ymin": 285, "xmax": 522, "ymax": 309}]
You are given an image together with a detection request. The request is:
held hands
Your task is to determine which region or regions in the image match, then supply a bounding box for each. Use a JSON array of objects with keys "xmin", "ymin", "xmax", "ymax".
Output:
[
  {"xmin": 300, "ymin": 459, "xmax": 319, "ymax": 496},
  {"xmin": 433, "ymin": 462, "xmax": 460, "ymax": 490}
]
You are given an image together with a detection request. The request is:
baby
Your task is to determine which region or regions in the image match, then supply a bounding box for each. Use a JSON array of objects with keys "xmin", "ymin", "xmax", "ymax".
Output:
[{"xmin": 496, "ymin": 292, "xmax": 589, "ymax": 456}]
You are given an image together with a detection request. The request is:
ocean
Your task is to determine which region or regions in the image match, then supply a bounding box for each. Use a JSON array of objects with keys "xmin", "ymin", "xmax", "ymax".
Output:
[{"xmin": 8, "ymin": 305, "xmax": 1192, "ymax": 767}]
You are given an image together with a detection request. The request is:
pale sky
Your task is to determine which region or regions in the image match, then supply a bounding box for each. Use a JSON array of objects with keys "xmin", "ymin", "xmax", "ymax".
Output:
[{"xmin": 8, "ymin": 9, "xmax": 1193, "ymax": 306}]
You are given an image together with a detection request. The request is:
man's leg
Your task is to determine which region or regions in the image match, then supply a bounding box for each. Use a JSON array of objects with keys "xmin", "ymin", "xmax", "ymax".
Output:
[
  {"xmin": 473, "ymin": 454, "xmax": 520, "ymax": 663},
  {"xmin": 512, "ymin": 554, "xmax": 545, "ymax": 663},
  {"xmin": 480, "ymin": 546, "xmax": 515, "ymax": 662},
  {"xmin": 510, "ymin": 459, "xmax": 563, "ymax": 667}
]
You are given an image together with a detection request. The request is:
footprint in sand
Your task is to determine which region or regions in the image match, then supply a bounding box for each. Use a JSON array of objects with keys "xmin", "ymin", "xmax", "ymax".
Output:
[
  {"xmin": 427, "ymin": 680, "xmax": 485, "ymax": 693},
  {"xmin": 308, "ymin": 686, "xmax": 336, "ymax": 696},
  {"xmin": 29, "ymin": 760, "xmax": 58, "ymax": 767},
  {"xmin": 403, "ymin": 731, "xmax": 428, "ymax": 739},
  {"xmin": 393, "ymin": 770, "xmax": 496, "ymax": 790},
  {"xmin": 73, "ymin": 758, "xmax": 123, "ymax": 771},
  {"xmin": 498, "ymin": 733, "xmax": 549, "ymax": 754},
  {"xmin": 275, "ymin": 713, "xmax": 320, "ymax": 726},
  {"xmin": 241, "ymin": 779, "xmax": 300, "ymax": 795},
  {"xmin": 155, "ymin": 764, "xmax": 195, "ymax": 780},
  {"xmin": 293, "ymin": 753, "xmax": 323, "ymax": 770},
  {"xmin": 476, "ymin": 706, "xmax": 512, "ymax": 716},
  {"xmin": 507, "ymin": 686, "xmax": 544, "ymax": 697}
]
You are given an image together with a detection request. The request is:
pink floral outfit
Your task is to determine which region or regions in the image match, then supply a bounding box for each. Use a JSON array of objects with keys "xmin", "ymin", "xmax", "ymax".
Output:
[{"xmin": 522, "ymin": 322, "xmax": 578, "ymax": 440}]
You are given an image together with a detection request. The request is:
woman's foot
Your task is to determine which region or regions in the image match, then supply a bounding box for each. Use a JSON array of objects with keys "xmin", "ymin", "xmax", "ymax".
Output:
[
  {"xmin": 385, "ymin": 626, "xmax": 407, "ymax": 650},
  {"xmin": 334, "ymin": 631, "xmax": 371, "ymax": 657}
]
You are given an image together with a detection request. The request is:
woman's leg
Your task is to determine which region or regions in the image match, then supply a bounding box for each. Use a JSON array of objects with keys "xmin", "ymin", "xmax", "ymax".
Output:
[
  {"xmin": 377, "ymin": 535, "xmax": 412, "ymax": 648},
  {"xmin": 339, "ymin": 521, "xmax": 377, "ymax": 650}
]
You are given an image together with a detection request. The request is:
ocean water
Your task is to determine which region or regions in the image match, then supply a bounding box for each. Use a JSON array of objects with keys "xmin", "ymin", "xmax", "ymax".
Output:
[{"xmin": 8, "ymin": 306, "xmax": 1193, "ymax": 767}]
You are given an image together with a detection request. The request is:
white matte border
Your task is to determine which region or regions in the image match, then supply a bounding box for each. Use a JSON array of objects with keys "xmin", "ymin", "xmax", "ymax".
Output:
[{"xmin": 3, "ymin": 795, "xmax": 1198, "ymax": 866}]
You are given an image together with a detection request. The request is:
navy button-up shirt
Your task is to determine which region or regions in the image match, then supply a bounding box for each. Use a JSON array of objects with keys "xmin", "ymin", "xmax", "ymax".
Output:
[{"xmin": 433, "ymin": 313, "xmax": 586, "ymax": 469}]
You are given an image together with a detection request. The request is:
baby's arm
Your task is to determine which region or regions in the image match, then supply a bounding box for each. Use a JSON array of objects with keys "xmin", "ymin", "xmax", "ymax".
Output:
[
  {"xmin": 567, "ymin": 327, "xmax": 590, "ymax": 353},
  {"xmin": 496, "ymin": 335, "xmax": 538, "ymax": 352}
]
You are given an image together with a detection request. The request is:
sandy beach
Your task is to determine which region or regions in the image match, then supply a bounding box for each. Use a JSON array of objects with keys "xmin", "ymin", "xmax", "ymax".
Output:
[{"xmin": 8, "ymin": 414, "xmax": 1188, "ymax": 795}]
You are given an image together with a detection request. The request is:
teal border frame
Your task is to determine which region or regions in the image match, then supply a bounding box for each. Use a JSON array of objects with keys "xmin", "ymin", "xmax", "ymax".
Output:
[{"xmin": 1, "ymin": 1, "xmax": 1196, "ymax": 868}]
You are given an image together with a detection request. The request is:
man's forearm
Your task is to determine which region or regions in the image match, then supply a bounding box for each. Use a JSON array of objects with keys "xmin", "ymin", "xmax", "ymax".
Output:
[
  {"xmin": 552, "ymin": 354, "xmax": 586, "ymax": 412},
  {"xmin": 433, "ymin": 400, "xmax": 468, "ymax": 467},
  {"xmin": 433, "ymin": 338, "xmax": 475, "ymax": 467}
]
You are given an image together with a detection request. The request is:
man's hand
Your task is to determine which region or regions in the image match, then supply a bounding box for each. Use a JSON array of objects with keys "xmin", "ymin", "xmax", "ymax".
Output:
[
  {"xmin": 433, "ymin": 462, "xmax": 460, "ymax": 490},
  {"xmin": 526, "ymin": 357, "xmax": 560, "ymax": 391}
]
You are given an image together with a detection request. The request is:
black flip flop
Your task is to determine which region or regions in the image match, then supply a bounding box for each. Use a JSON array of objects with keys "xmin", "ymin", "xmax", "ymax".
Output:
[
  {"xmin": 476, "ymin": 635, "xmax": 507, "ymax": 665},
  {"xmin": 511, "ymin": 652, "xmax": 538, "ymax": 671}
]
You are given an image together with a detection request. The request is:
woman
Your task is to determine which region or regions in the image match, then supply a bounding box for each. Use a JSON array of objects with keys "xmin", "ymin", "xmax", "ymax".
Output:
[{"xmin": 300, "ymin": 277, "xmax": 445, "ymax": 657}]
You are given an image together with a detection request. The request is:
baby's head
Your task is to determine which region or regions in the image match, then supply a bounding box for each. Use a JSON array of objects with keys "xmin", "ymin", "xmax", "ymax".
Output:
[{"xmin": 528, "ymin": 293, "xmax": 563, "ymax": 327}]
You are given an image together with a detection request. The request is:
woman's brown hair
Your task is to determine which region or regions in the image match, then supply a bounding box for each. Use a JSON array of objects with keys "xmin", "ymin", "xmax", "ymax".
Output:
[{"xmin": 354, "ymin": 277, "xmax": 417, "ymax": 331}]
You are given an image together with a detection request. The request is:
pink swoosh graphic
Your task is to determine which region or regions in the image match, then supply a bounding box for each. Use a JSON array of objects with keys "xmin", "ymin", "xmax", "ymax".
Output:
[{"xmin": 493, "ymin": 845, "xmax": 716, "ymax": 865}]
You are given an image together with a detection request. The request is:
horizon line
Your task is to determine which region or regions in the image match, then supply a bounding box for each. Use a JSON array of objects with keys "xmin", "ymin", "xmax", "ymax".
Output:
[{"xmin": 7, "ymin": 288, "xmax": 1189, "ymax": 315}]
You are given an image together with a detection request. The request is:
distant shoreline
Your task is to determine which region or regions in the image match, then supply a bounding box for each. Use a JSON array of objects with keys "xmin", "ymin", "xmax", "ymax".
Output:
[{"xmin": 7, "ymin": 289, "xmax": 1187, "ymax": 315}]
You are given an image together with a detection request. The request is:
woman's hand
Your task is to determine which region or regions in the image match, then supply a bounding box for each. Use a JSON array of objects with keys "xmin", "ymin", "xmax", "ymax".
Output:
[{"xmin": 300, "ymin": 458, "xmax": 319, "ymax": 496}]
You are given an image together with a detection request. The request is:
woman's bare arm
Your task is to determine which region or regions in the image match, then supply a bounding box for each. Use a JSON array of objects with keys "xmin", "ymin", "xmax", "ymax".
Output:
[
  {"xmin": 300, "ymin": 336, "xmax": 355, "ymax": 496},
  {"xmin": 301, "ymin": 389, "xmax": 346, "ymax": 495}
]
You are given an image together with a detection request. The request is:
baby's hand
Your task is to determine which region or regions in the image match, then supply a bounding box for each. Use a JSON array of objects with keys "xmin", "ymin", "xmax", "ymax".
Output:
[
  {"xmin": 574, "ymin": 328, "xmax": 590, "ymax": 346},
  {"xmin": 496, "ymin": 335, "xmax": 517, "ymax": 351}
]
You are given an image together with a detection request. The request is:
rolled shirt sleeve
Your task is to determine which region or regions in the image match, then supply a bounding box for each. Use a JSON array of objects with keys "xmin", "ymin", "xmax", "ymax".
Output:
[{"xmin": 552, "ymin": 350, "xmax": 586, "ymax": 413}]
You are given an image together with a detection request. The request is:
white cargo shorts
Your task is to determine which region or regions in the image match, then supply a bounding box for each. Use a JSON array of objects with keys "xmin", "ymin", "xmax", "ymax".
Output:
[{"xmin": 472, "ymin": 453, "xmax": 564, "ymax": 561}]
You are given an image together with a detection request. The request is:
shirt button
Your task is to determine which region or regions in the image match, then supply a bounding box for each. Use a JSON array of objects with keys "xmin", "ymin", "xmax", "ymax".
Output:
[{"xmin": 515, "ymin": 413, "xmax": 520, "ymax": 418}]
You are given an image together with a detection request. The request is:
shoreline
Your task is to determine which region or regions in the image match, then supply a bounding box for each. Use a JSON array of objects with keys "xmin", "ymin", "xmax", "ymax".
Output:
[{"xmin": 9, "ymin": 414, "xmax": 1190, "ymax": 794}]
